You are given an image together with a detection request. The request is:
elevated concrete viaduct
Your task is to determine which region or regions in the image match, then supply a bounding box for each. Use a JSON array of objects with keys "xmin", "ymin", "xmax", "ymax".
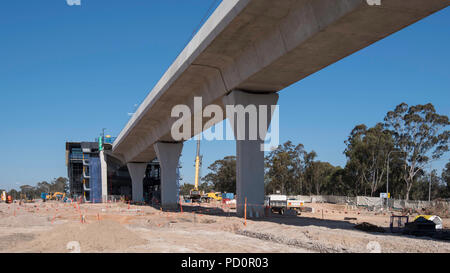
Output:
[{"xmin": 112, "ymin": 0, "xmax": 449, "ymax": 214}]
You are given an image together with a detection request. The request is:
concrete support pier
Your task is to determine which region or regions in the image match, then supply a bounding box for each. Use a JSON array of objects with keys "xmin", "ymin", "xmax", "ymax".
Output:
[
  {"xmin": 154, "ymin": 142, "xmax": 183, "ymax": 210},
  {"xmin": 100, "ymin": 150, "xmax": 108, "ymax": 202},
  {"xmin": 223, "ymin": 90, "xmax": 279, "ymax": 218},
  {"xmin": 127, "ymin": 163, "xmax": 147, "ymax": 202}
]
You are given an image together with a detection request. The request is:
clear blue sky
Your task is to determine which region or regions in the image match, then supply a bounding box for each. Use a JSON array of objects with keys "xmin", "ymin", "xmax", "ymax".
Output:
[{"xmin": 0, "ymin": 1, "xmax": 449, "ymax": 191}]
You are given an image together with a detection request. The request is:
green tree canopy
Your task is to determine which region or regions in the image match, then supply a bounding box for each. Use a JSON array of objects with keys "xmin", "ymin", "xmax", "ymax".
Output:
[
  {"xmin": 384, "ymin": 103, "xmax": 449, "ymax": 200},
  {"xmin": 179, "ymin": 183, "xmax": 195, "ymax": 196},
  {"xmin": 443, "ymin": 161, "xmax": 450, "ymax": 197},
  {"xmin": 202, "ymin": 156, "xmax": 236, "ymax": 193},
  {"xmin": 265, "ymin": 141, "xmax": 305, "ymax": 195},
  {"xmin": 344, "ymin": 123, "xmax": 394, "ymax": 196}
]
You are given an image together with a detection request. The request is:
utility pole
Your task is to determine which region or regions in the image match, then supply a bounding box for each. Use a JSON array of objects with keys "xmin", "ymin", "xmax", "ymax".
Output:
[{"xmin": 429, "ymin": 164, "xmax": 432, "ymax": 202}]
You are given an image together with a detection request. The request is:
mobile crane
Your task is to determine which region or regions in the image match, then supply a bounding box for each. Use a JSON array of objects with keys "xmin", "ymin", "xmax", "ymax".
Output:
[
  {"xmin": 186, "ymin": 138, "xmax": 223, "ymax": 203},
  {"xmin": 188, "ymin": 138, "xmax": 203, "ymax": 203}
]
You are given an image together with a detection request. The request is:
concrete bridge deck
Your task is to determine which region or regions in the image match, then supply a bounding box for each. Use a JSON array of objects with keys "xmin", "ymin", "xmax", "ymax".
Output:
[{"xmin": 112, "ymin": 0, "xmax": 449, "ymax": 212}]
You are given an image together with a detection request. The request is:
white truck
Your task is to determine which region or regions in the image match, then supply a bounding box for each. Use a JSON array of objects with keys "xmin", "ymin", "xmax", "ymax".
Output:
[
  {"xmin": 265, "ymin": 195, "xmax": 304, "ymax": 215},
  {"xmin": 287, "ymin": 198, "xmax": 304, "ymax": 214}
]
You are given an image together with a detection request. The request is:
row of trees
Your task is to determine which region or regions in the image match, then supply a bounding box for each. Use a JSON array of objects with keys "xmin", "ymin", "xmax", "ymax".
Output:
[
  {"xmin": 200, "ymin": 103, "xmax": 449, "ymax": 201},
  {"xmin": 1, "ymin": 177, "xmax": 68, "ymax": 200}
]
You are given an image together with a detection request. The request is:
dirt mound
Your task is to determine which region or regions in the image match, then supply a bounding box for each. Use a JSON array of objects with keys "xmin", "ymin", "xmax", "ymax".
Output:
[
  {"xmin": 354, "ymin": 222, "xmax": 385, "ymax": 233},
  {"xmin": 10, "ymin": 220, "xmax": 148, "ymax": 253}
]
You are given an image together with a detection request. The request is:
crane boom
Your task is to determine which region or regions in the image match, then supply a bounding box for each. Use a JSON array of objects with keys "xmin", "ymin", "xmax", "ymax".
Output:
[{"xmin": 194, "ymin": 138, "xmax": 201, "ymax": 191}]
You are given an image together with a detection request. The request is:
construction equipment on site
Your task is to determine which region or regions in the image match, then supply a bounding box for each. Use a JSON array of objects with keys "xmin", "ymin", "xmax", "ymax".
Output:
[
  {"xmin": 52, "ymin": 192, "xmax": 66, "ymax": 201},
  {"xmin": 41, "ymin": 192, "xmax": 66, "ymax": 202},
  {"xmin": 193, "ymin": 137, "xmax": 202, "ymax": 191},
  {"xmin": 1, "ymin": 191, "xmax": 6, "ymax": 202},
  {"xmin": 390, "ymin": 215, "xmax": 409, "ymax": 233},
  {"xmin": 184, "ymin": 139, "xmax": 228, "ymax": 204},
  {"xmin": 390, "ymin": 215, "xmax": 444, "ymax": 236},
  {"xmin": 393, "ymin": 215, "xmax": 450, "ymax": 240},
  {"xmin": 413, "ymin": 215, "xmax": 443, "ymax": 230},
  {"xmin": 20, "ymin": 193, "xmax": 34, "ymax": 203},
  {"xmin": 20, "ymin": 186, "xmax": 35, "ymax": 203},
  {"xmin": 188, "ymin": 138, "xmax": 204, "ymax": 203},
  {"xmin": 206, "ymin": 192, "xmax": 222, "ymax": 202},
  {"xmin": 403, "ymin": 216, "xmax": 437, "ymax": 237}
]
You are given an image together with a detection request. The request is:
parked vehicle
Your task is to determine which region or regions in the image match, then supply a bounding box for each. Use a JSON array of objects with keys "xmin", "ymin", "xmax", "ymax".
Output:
[
  {"xmin": 265, "ymin": 195, "xmax": 304, "ymax": 215},
  {"xmin": 266, "ymin": 194, "xmax": 287, "ymax": 215},
  {"xmin": 287, "ymin": 198, "xmax": 304, "ymax": 214},
  {"xmin": 187, "ymin": 189, "xmax": 203, "ymax": 203}
]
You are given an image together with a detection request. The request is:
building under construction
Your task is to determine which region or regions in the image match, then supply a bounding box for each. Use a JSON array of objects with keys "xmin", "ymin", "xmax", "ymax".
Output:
[{"xmin": 65, "ymin": 137, "xmax": 162, "ymax": 203}]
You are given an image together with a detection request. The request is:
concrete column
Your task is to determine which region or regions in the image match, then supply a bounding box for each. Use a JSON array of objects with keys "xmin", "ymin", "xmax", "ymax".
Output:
[
  {"xmin": 99, "ymin": 151, "xmax": 108, "ymax": 202},
  {"xmin": 127, "ymin": 163, "xmax": 147, "ymax": 202},
  {"xmin": 154, "ymin": 142, "xmax": 183, "ymax": 210},
  {"xmin": 222, "ymin": 90, "xmax": 279, "ymax": 218}
]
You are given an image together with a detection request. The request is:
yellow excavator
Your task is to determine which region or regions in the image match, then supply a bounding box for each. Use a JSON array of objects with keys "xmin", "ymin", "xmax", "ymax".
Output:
[
  {"xmin": 206, "ymin": 192, "xmax": 222, "ymax": 202},
  {"xmin": 41, "ymin": 192, "xmax": 66, "ymax": 201},
  {"xmin": 52, "ymin": 192, "xmax": 66, "ymax": 201}
]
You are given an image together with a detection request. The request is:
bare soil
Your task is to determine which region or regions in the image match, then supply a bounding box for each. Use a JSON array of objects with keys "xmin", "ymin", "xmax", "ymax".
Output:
[{"xmin": 0, "ymin": 200, "xmax": 448, "ymax": 253}]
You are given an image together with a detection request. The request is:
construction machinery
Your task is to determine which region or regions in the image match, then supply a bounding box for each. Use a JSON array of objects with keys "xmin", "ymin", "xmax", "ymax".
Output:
[
  {"xmin": 184, "ymin": 139, "xmax": 226, "ymax": 203},
  {"xmin": 403, "ymin": 216, "xmax": 437, "ymax": 237},
  {"xmin": 206, "ymin": 192, "xmax": 222, "ymax": 202},
  {"xmin": 41, "ymin": 192, "xmax": 66, "ymax": 202},
  {"xmin": 20, "ymin": 193, "xmax": 34, "ymax": 203},
  {"xmin": 1, "ymin": 191, "xmax": 6, "ymax": 202},
  {"xmin": 20, "ymin": 186, "xmax": 35, "ymax": 203},
  {"xmin": 390, "ymin": 214, "xmax": 448, "ymax": 240},
  {"xmin": 413, "ymin": 215, "xmax": 443, "ymax": 230},
  {"xmin": 188, "ymin": 138, "xmax": 204, "ymax": 203},
  {"xmin": 390, "ymin": 215, "xmax": 409, "ymax": 233},
  {"xmin": 52, "ymin": 192, "xmax": 66, "ymax": 201}
]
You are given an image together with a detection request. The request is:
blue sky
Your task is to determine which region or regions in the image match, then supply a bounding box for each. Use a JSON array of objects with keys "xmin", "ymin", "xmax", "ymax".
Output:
[{"xmin": 0, "ymin": 1, "xmax": 449, "ymax": 191}]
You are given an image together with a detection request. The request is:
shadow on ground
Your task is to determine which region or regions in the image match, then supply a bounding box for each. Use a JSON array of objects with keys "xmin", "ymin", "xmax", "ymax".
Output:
[{"xmin": 147, "ymin": 203, "xmax": 450, "ymax": 242}]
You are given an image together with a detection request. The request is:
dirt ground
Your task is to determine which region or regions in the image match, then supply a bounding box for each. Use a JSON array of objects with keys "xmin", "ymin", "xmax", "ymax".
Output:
[{"xmin": 0, "ymin": 200, "xmax": 449, "ymax": 253}]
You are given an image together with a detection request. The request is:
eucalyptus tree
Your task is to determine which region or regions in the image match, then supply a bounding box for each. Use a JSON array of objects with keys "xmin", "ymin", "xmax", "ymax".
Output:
[
  {"xmin": 202, "ymin": 156, "xmax": 236, "ymax": 193},
  {"xmin": 344, "ymin": 123, "xmax": 394, "ymax": 197},
  {"xmin": 265, "ymin": 141, "xmax": 306, "ymax": 195},
  {"xmin": 384, "ymin": 103, "xmax": 449, "ymax": 200}
]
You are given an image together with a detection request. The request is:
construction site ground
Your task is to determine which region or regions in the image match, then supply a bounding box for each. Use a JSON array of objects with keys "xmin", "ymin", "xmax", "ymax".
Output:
[{"xmin": 0, "ymin": 200, "xmax": 449, "ymax": 253}]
